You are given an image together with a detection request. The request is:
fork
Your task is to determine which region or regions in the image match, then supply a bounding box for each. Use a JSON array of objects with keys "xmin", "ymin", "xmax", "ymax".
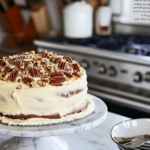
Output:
[
  {"xmin": 115, "ymin": 135, "xmax": 150, "ymax": 149},
  {"xmin": 115, "ymin": 135, "xmax": 150, "ymax": 143}
]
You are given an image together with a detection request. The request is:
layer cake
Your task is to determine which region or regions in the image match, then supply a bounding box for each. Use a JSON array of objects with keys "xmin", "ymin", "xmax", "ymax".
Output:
[{"xmin": 0, "ymin": 50, "xmax": 95, "ymax": 125}]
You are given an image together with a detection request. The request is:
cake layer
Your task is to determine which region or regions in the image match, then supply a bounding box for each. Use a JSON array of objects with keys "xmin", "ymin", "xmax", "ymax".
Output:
[{"xmin": 0, "ymin": 95, "xmax": 95, "ymax": 126}]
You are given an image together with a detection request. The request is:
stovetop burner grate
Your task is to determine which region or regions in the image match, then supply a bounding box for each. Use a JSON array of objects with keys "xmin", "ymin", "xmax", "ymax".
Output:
[{"xmin": 46, "ymin": 34, "xmax": 150, "ymax": 56}]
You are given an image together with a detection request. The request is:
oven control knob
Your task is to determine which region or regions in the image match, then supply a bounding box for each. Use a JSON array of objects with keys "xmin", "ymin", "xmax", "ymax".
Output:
[
  {"xmin": 96, "ymin": 65, "xmax": 106, "ymax": 74},
  {"xmin": 133, "ymin": 72, "xmax": 142, "ymax": 82},
  {"xmin": 108, "ymin": 66, "xmax": 117, "ymax": 77},
  {"xmin": 80, "ymin": 60, "xmax": 89, "ymax": 70},
  {"xmin": 145, "ymin": 72, "xmax": 150, "ymax": 82}
]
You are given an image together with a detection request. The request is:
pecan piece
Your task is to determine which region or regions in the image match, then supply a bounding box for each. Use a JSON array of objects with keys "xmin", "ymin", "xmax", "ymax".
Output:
[
  {"xmin": 63, "ymin": 56, "xmax": 72, "ymax": 63},
  {"xmin": 41, "ymin": 50, "xmax": 52, "ymax": 59},
  {"xmin": 0, "ymin": 60, "xmax": 6, "ymax": 67},
  {"xmin": 17, "ymin": 79, "xmax": 21, "ymax": 83},
  {"xmin": 37, "ymin": 80, "xmax": 48, "ymax": 87},
  {"xmin": 34, "ymin": 57, "xmax": 42, "ymax": 62},
  {"xmin": 10, "ymin": 70, "xmax": 19, "ymax": 82},
  {"xmin": 50, "ymin": 76, "xmax": 66, "ymax": 83},
  {"xmin": 73, "ymin": 63, "xmax": 81, "ymax": 72},
  {"xmin": 53, "ymin": 58, "xmax": 62, "ymax": 63},
  {"xmin": 41, "ymin": 50, "xmax": 47, "ymax": 57},
  {"xmin": 50, "ymin": 72, "xmax": 66, "ymax": 83},
  {"xmin": 64, "ymin": 71, "xmax": 73, "ymax": 78},
  {"xmin": 58, "ymin": 61, "xmax": 68, "ymax": 70},
  {"xmin": 7, "ymin": 59, "xmax": 16, "ymax": 65},
  {"xmin": 19, "ymin": 68, "xmax": 24, "ymax": 72},
  {"xmin": 3, "ymin": 66, "xmax": 12, "ymax": 74},
  {"xmin": 16, "ymin": 61, "xmax": 21, "ymax": 67},
  {"xmin": 22, "ymin": 77, "xmax": 35, "ymax": 87},
  {"xmin": 29, "ymin": 67, "xmax": 40, "ymax": 77},
  {"xmin": 49, "ymin": 82, "xmax": 63, "ymax": 86},
  {"xmin": 16, "ymin": 85, "xmax": 22, "ymax": 89},
  {"xmin": 72, "ymin": 71, "xmax": 77, "ymax": 76},
  {"xmin": 50, "ymin": 72, "xmax": 64, "ymax": 78}
]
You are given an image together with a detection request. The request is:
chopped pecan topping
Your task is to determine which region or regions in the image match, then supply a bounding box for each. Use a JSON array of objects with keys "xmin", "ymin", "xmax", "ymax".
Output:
[
  {"xmin": 22, "ymin": 77, "xmax": 35, "ymax": 87},
  {"xmin": 17, "ymin": 79, "xmax": 21, "ymax": 82},
  {"xmin": 16, "ymin": 61, "xmax": 21, "ymax": 67},
  {"xmin": 16, "ymin": 85, "xmax": 22, "ymax": 89},
  {"xmin": 22, "ymin": 52, "xmax": 30, "ymax": 55},
  {"xmin": 7, "ymin": 59, "xmax": 16, "ymax": 65},
  {"xmin": 72, "ymin": 71, "xmax": 77, "ymax": 76},
  {"xmin": 73, "ymin": 63, "xmax": 81, "ymax": 72},
  {"xmin": 29, "ymin": 51, "xmax": 35, "ymax": 55},
  {"xmin": 19, "ymin": 68, "xmax": 24, "ymax": 72},
  {"xmin": 29, "ymin": 67, "xmax": 40, "ymax": 77},
  {"xmin": 37, "ymin": 80, "xmax": 48, "ymax": 87},
  {"xmin": 41, "ymin": 50, "xmax": 47, "ymax": 57},
  {"xmin": 3, "ymin": 66, "xmax": 12, "ymax": 74},
  {"xmin": 53, "ymin": 58, "xmax": 62, "ymax": 63},
  {"xmin": 58, "ymin": 61, "xmax": 68, "ymax": 70},
  {"xmin": 41, "ymin": 50, "xmax": 52, "ymax": 59},
  {"xmin": 34, "ymin": 57, "xmax": 42, "ymax": 62},
  {"xmin": 41, "ymin": 77, "xmax": 49, "ymax": 83},
  {"xmin": 0, "ymin": 50, "xmax": 84, "ymax": 87},
  {"xmin": 23, "ymin": 58, "xmax": 33, "ymax": 62},
  {"xmin": 63, "ymin": 56, "xmax": 72, "ymax": 63},
  {"xmin": 10, "ymin": 70, "xmax": 19, "ymax": 82},
  {"xmin": 49, "ymin": 82, "xmax": 63, "ymax": 86},
  {"xmin": 0, "ymin": 60, "xmax": 6, "ymax": 67},
  {"xmin": 64, "ymin": 71, "xmax": 73, "ymax": 78}
]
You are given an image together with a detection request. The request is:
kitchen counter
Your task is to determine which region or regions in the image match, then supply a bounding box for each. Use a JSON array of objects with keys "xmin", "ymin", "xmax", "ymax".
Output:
[{"xmin": 0, "ymin": 112, "xmax": 130, "ymax": 150}]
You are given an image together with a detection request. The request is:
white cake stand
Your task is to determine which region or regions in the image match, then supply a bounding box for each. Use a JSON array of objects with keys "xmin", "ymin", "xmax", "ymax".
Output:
[{"xmin": 0, "ymin": 95, "xmax": 107, "ymax": 150}]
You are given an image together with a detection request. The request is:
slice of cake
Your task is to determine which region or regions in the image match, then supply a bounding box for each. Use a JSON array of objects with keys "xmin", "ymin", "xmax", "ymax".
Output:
[{"xmin": 0, "ymin": 50, "xmax": 95, "ymax": 125}]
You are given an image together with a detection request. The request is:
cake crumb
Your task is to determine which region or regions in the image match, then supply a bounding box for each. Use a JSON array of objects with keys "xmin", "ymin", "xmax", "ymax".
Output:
[{"xmin": 94, "ymin": 110, "xmax": 96, "ymax": 113}]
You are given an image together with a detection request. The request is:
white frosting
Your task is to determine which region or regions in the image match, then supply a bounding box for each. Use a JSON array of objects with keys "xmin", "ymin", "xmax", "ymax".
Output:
[
  {"xmin": 0, "ymin": 71, "xmax": 88, "ymax": 117},
  {"xmin": 0, "ymin": 95, "xmax": 95, "ymax": 126}
]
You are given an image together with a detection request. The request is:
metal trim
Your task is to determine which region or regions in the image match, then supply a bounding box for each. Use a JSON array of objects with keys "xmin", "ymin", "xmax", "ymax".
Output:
[
  {"xmin": 88, "ymin": 89, "xmax": 150, "ymax": 113},
  {"xmin": 34, "ymin": 40, "xmax": 150, "ymax": 65}
]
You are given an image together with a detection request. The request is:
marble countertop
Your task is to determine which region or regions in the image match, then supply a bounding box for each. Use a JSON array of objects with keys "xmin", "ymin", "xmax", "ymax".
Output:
[{"xmin": 0, "ymin": 112, "xmax": 130, "ymax": 150}]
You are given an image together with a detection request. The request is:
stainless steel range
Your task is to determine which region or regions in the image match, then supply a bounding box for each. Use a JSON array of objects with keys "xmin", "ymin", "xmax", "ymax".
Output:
[{"xmin": 34, "ymin": 35, "xmax": 150, "ymax": 116}]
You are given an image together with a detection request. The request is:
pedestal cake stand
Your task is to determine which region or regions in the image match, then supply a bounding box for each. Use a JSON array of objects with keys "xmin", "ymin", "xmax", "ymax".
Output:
[{"xmin": 0, "ymin": 95, "xmax": 107, "ymax": 150}]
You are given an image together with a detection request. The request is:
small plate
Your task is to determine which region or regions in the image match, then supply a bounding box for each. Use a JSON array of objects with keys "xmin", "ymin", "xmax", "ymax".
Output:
[{"xmin": 110, "ymin": 118, "xmax": 150, "ymax": 149}]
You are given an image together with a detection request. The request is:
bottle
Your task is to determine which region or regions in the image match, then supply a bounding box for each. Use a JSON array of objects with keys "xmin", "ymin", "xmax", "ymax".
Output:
[{"xmin": 95, "ymin": 6, "xmax": 112, "ymax": 36}]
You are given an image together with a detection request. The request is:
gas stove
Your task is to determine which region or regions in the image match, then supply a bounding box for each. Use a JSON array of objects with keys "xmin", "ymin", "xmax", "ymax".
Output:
[
  {"xmin": 34, "ymin": 34, "xmax": 150, "ymax": 117},
  {"xmin": 46, "ymin": 34, "xmax": 150, "ymax": 56}
]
